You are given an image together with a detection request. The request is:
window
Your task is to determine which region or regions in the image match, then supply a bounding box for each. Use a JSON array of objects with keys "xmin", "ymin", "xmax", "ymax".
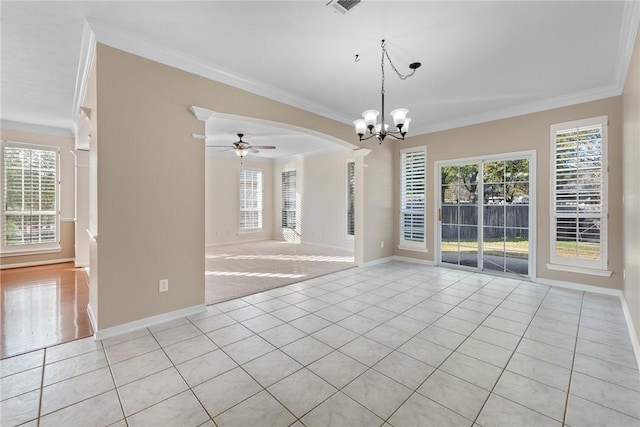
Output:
[
  {"xmin": 400, "ymin": 147, "xmax": 426, "ymax": 250},
  {"xmin": 281, "ymin": 170, "xmax": 296, "ymax": 230},
  {"xmin": 346, "ymin": 161, "xmax": 355, "ymax": 237},
  {"xmin": 2, "ymin": 142, "xmax": 59, "ymax": 253},
  {"xmin": 550, "ymin": 116, "xmax": 608, "ymax": 271},
  {"xmin": 239, "ymin": 169, "xmax": 263, "ymax": 231}
]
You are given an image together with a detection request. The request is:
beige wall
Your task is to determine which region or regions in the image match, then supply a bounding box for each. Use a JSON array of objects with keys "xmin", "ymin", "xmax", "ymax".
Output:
[
  {"xmin": 395, "ymin": 97, "xmax": 624, "ymax": 290},
  {"xmin": 0, "ymin": 128, "xmax": 76, "ymax": 268},
  {"xmin": 280, "ymin": 151, "xmax": 355, "ymax": 250},
  {"xmin": 363, "ymin": 142, "xmax": 395, "ymax": 261},
  {"xmin": 93, "ymin": 44, "xmax": 389, "ymax": 330},
  {"xmin": 623, "ymin": 28, "xmax": 640, "ymax": 344},
  {"xmin": 205, "ymin": 155, "xmax": 274, "ymax": 245}
]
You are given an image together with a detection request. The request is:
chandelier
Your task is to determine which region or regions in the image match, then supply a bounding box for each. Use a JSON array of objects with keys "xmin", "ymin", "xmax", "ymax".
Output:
[{"xmin": 354, "ymin": 40, "xmax": 421, "ymax": 142}]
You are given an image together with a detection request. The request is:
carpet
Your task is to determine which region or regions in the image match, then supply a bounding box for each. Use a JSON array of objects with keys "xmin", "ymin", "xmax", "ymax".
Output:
[{"xmin": 205, "ymin": 240, "xmax": 355, "ymax": 304}]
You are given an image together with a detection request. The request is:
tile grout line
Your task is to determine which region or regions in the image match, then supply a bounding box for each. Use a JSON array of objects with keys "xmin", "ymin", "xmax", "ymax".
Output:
[
  {"xmin": 561, "ymin": 290, "xmax": 585, "ymax": 427},
  {"xmin": 381, "ymin": 273, "xmax": 523, "ymax": 425},
  {"xmin": 36, "ymin": 347, "xmax": 46, "ymax": 427},
  {"xmin": 467, "ymin": 280, "xmax": 553, "ymax": 426}
]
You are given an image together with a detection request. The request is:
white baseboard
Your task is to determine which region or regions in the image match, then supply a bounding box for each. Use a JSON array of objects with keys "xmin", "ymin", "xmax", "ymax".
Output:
[
  {"xmin": 87, "ymin": 303, "xmax": 97, "ymax": 335},
  {"xmin": 0, "ymin": 258, "xmax": 75, "ymax": 270},
  {"xmin": 620, "ymin": 294, "xmax": 640, "ymax": 372},
  {"xmin": 393, "ymin": 255, "xmax": 437, "ymax": 266},
  {"xmin": 535, "ymin": 277, "xmax": 622, "ymax": 296},
  {"xmin": 362, "ymin": 256, "xmax": 395, "ymax": 267},
  {"xmin": 93, "ymin": 304, "xmax": 206, "ymax": 341}
]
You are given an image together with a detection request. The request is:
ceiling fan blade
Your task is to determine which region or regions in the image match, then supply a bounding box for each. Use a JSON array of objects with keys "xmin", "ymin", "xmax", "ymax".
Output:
[
  {"xmin": 250, "ymin": 145, "xmax": 276, "ymax": 149},
  {"xmin": 249, "ymin": 148, "xmax": 260, "ymax": 153},
  {"xmin": 206, "ymin": 145, "xmax": 234, "ymax": 148}
]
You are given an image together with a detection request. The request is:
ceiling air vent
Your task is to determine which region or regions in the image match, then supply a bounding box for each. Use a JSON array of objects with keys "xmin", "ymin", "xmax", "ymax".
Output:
[{"xmin": 327, "ymin": 0, "xmax": 361, "ymax": 14}]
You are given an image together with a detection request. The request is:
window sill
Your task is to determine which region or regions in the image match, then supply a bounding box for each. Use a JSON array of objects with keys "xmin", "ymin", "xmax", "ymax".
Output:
[
  {"xmin": 546, "ymin": 263, "xmax": 612, "ymax": 277},
  {"xmin": 1, "ymin": 246, "xmax": 62, "ymax": 258},
  {"xmin": 397, "ymin": 245, "xmax": 428, "ymax": 254}
]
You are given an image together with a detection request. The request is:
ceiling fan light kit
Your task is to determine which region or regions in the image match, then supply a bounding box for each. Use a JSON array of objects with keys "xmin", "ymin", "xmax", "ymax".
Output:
[
  {"xmin": 354, "ymin": 40, "xmax": 421, "ymax": 143},
  {"xmin": 202, "ymin": 133, "xmax": 277, "ymax": 160}
]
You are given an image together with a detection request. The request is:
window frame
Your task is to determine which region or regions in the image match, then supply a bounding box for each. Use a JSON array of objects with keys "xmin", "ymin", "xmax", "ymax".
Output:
[
  {"xmin": 399, "ymin": 146, "xmax": 427, "ymax": 252},
  {"xmin": 549, "ymin": 115, "xmax": 609, "ymax": 273},
  {"xmin": 1, "ymin": 140, "xmax": 61, "ymax": 255},
  {"xmin": 281, "ymin": 170, "xmax": 297, "ymax": 231},
  {"xmin": 238, "ymin": 168, "xmax": 263, "ymax": 233},
  {"xmin": 346, "ymin": 159, "xmax": 355, "ymax": 239}
]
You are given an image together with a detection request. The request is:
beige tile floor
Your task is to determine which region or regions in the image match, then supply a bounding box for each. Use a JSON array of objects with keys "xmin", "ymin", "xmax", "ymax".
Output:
[{"xmin": 2, "ymin": 261, "xmax": 639, "ymax": 427}]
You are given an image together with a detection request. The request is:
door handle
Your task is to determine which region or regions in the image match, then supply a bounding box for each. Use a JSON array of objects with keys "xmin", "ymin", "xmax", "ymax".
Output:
[{"xmin": 438, "ymin": 208, "xmax": 442, "ymax": 222}]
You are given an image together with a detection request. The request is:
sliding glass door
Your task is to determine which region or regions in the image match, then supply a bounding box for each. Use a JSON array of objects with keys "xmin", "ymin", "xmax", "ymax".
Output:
[
  {"xmin": 438, "ymin": 153, "xmax": 533, "ymax": 278},
  {"xmin": 440, "ymin": 163, "xmax": 480, "ymax": 268}
]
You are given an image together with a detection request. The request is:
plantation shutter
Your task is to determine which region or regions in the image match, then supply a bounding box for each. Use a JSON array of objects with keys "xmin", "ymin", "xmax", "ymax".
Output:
[
  {"xmin": 2, "ymin": 145, "xmax": 58, "ymax": 246},
  {"xmin": 347, "ymin": 161, "xmax": 355, "ymax": 236},
  {"xmin": 239, "ymin": 169, "xmax": 263, "ymax": 230},
  {"xmin": 282, "ymin": 170, "xmax": 296, "ymax": 230},
  {"xmin": 552, "ymin": 116, "xmax": 606, "ymax": 268},
  {"xmin": 400, "ymin": 148, "xmax": 426, "ymax": 243}
]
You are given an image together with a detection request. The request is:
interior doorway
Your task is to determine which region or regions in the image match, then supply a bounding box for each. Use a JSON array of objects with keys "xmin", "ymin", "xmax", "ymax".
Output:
[{"xmin": 436, "ymin": 151, "xmax": 535, "ymax": 279}]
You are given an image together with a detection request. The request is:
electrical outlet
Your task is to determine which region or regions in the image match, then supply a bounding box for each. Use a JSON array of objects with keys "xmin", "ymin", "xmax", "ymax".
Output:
[
  {"xmin": 159, "ymin": 279, "xmax": 169, "ymax": 293},
  {"xmin": 380, "ymin": 241, "xmax": 384, "ymax": 248}
]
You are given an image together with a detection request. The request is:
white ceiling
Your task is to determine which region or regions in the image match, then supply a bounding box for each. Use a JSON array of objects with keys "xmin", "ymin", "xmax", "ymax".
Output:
[{"xmin": 1, "ymin": 1, "xmax": 638, "ymax": 158}]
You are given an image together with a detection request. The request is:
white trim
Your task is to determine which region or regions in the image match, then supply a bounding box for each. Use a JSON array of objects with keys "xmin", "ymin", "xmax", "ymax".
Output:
[
  {"xmin": 362, "ymin": 256, "xmax": 395, "ymax": 268},
  {"xmin": 535, "ymin": 277, "xmax": 621, "ymax": 296},
  {"xmin": 345, "ymin": 158, "xmax": 355, "ymax": 239},
  {"xmin": 93, "ymin": 304, "xmax": 206, "ymax": 341},
  {"xmin": 614, "ymin": 1, "xmax": 640, "ymax": 94},
  {"xmin": 399, "ymin": 146, "xmax": 427, "ymax": 250},
  {"xmin": 190, "ymin": 108, "xmax": 358, "ymax": 152},
  {"xmin": 545, "ymin": 263, "xmax": 613, "ymax": 277},
  {"xmin": 397, "ymin": 245, "xmax": 429, "ymax": 254},
  {"xmin": 550, "ymin": 115, "xmax": 608, "ymax": 272},
  {"xmin": 87, "ymin": 229, "xmax": 98, "ymax": 243},
  {"xmin": 620, "ymin": 293, "xmax": 640, "ymax": 372},
  {"xmin": 85, "ymin": 16, "xmax": 639, "ymax": 139},
  {"xmin": 87, "ymin": 303, "xmax": 97, "ymax": 335},
  {"xmin": 71, "ymin": 20, "xmax": 96, "ymax": 131},
  {"xmin": 88, "ymin": 18, "xmax": 349, "ymax": 125},
  {"xmin": 1, "ymin": 246, "xmax": 62, "ymax": 258},
  {"xmin": 60, "ymin": 218, "xmax": 75, "ymax": 223},
  {"xmin": 0, "ymin": 120, "xmax": 74, "ymax": 138},
  {"xmin": 0, "ymin": 257, "xmax": 75, "ymax": 270},
  {"xmin": 393, "ymin": 255, "xmax": 437, "ymax": 266},
  {"xmin": 434, "ymin": 150, "xmax": 536, "ymax": 280},
  {"xmin": 412, "ymin": 84, "xmax": 621, "ymax": 136}
]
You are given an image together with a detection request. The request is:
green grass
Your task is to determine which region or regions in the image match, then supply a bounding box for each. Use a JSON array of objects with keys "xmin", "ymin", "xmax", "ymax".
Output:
[{"xmin": 441, "ymin": 239, "xmax": 600, "ymax": 261}]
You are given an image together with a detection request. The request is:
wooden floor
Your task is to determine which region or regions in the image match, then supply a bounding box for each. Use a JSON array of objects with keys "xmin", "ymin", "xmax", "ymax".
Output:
[{"xmin": 0, "ymin": 262, "xmax": 93, "ymax": 359}]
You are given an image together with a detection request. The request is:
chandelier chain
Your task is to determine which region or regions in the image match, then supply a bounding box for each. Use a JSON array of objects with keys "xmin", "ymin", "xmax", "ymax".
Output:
[{"xmin": 381, "ymin": 40, "xmax": 417, "ymax": 90}]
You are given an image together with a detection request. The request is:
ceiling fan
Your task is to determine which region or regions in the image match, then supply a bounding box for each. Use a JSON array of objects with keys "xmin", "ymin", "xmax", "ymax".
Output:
[{"xmin": 200, "ymin": 133, "xmax": 276, "ymax": 158}]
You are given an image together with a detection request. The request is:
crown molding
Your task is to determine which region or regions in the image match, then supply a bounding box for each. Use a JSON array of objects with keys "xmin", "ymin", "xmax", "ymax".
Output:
[
  {"xmin": 412, "ymin": 83, "xmax": 621, "ymax": 135},
  {"xmin": 87, "ymin": 18, "xmax": 352, "ymax": 125},
  {"xmin": 614, "ymin": 0, "xmax": 640, "ymax": 94},
  {"xmin": 84, "ymin": 11, "xmax": 638, "ymax": 140},
  {"xmin": 0, "ymin": 120, "xmax": 74, "ymax": 137},
  {"xmin": 70, "ymin": 19, "xmax": 96, "ymax": 136}
]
